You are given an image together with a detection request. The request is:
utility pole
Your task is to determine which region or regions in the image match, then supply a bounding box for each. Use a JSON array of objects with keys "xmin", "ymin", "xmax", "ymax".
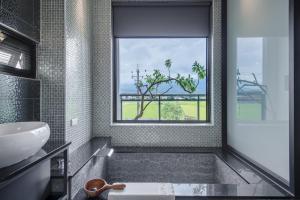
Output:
[{"xmin": 131, "ymin": 65, "xmax": 144, "ymax": 115}]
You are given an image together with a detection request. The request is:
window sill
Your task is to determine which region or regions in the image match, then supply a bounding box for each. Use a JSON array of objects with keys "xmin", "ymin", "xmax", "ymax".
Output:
[{"xmin": 110, "ymin": 122, "xmax": 214, "ymax": 127}]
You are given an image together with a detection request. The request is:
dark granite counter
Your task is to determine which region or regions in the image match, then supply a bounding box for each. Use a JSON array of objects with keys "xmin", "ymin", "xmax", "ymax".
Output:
[
  {"xmin": 69, "ymin": 137, "xmax": 111, "ymax": 177},
  {"xmin": 51, "ymin": 137, "xmax": 111, "ymax": 178},
  {"xmin": 0, "ymin": 141, "xmax": 70, "ymax": 187},
  {"xmin": 49, "ymin": 137, "xmax": 111, "ymax": 199}
]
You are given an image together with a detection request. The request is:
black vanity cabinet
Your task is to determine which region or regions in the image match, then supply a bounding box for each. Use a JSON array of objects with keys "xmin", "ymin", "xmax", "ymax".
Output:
[{"xmin": 0, "ymin": 0, "xmax": 40, "ymax": 42}]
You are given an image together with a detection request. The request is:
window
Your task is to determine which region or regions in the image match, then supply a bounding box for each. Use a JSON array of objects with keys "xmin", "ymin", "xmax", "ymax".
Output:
[
  {"xmin": 0, "ymin": 29, "xmax": 36, "ymax": 78},
  {"xmin": 113, "ymin": 2, "xmax": 211, "ymax": 123}
]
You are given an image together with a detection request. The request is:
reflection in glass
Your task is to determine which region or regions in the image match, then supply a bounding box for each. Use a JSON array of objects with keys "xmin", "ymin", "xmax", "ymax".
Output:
[
  {"xmin": 0, "ymin": 51, "xmax": 12, "ymax": 64},
  {"xmin": 236, "ymin": 38, "xmax": 266, "ymax": 121},
  {"xmin": 227, "ymin": 0, "xmax": 290, "ymax": 182},
  {"xmin": 16, "ymin": 54, "xmax": 24, "ymax": 69},
  {"xmin": 0, "ymin": 35, "xmax": 32, "ymax": 71}
]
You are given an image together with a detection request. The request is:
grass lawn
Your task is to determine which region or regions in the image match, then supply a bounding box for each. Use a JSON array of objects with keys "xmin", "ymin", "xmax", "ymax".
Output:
[
  {"xmin": 237, "ymin": 103, "xmax": 262, "ymax": 121},
  {"xmin": 122, "ymin": 101, "xmax": 159, "ymax": 120},
  {"xmin": 122, "ymin": 101, "xmax": 207, "ymax": 121},
  {"xmin": 122, "ymin": 101, "xmax": 263, "ymax": 121}
]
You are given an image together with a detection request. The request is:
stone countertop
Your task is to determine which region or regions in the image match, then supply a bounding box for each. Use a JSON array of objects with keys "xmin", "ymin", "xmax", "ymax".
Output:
[
  {"xmin": 51, "ymin": 137, "xmax": 111, "ymax": 178},
  {"xmin": 0, "ymin": 140, "xmax": 71, "ymax": 186}
]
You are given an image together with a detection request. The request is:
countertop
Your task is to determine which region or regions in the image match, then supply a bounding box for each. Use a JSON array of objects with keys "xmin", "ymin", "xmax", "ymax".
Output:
[
  {"xmin": 51, "ymin": 137, "xmax": 111, "ymax": 178},
  {"xmin": 0, "ymin": 140, "xmax": 70, "ymax": 186}
]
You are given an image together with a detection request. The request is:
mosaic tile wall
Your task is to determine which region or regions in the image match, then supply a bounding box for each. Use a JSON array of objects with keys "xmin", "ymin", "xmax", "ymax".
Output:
[
  {"xmin": 37, "ymin": 0, "xmax": 66, "ymax": 142},
  {"xmin": 0, "ymin": 0, "xmax": 40, "ymax": 41},
  {"xmin": 0, "ymin": 74, "xmax": 40, "ymax": 124},
  {"xmin": 92, "ymin": 0, "xmax": 223, "ymax": 147},
  {"xmin": 38, "ymin": 0, "xmax": 93, "ymax": 151},
  {"xmin": 107, "ymin": 153, "xmax": 246, "ymax": 184},
  {"xmin": 108, "ymin": 153, "xmax": 216, "ymax": 183},
  {"xmin": 65, "ymin": 0, "xmax": 93, "ymax": 152}
]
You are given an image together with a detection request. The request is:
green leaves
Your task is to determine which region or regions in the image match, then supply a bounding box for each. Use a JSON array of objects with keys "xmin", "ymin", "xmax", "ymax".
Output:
[
  {"xmin": 161, "ymin": 102, "xmax": 184, "ymax": 120},
  {"xmin": 142, "ymin": 60, "xmax": 206, "ymax": 94},
  {"xmin": 176, "ymin": 74, "xmax": 197, "ymax": 93},
  {"xmin": 145, "ymin": 69, "xmax": 168, "ymax": 86},
  {"xmin": 173, "ymin": 61, "xmax": 206, "ymax": 93},
  {"xmin": 192, "ymin": 61, "xmax": 206, "ymax": 79},
  {"xmin": 132, "ymin": 59, "xmax": 206, "ymax": 120},
  {"xmin": 165, "ymin": 59, "xmax": 172, "ymax": 69}
]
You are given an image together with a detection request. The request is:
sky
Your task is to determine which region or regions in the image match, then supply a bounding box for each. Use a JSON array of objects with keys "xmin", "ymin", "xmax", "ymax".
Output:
[
  {"xmin": 118, "ymin": 38, "xmax": 207, "ymax": 94},
  {"xmin": 117, "ymin": 37, "xmax": 264, "ymax": 94},
  {"xmin": 237, "ymin": 37, "xmax": 263, "ymax": 84}
]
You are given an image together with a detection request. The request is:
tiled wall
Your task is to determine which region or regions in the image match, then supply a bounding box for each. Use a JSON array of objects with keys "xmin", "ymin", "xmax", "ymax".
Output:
[
  {"xmin": 91, "ymin": 0, "xmax": 223, "ymax": 147},
  {"xmin": 107, "ymin": 153, "xmax": 246, "ymax": 184},
  {"xmin": 0, "ymin": 74, "xmax": 40, "ymax": 124},
  {"xmin": 38, "ymin": 0, "xmax": 92, "ymax": 151},
  {"xmin": 0, "ymin": 0, "xmax": 40, "ymax": 124},
  {"xmin": 65, "ymin": 0, "xmax": 92, "ymax": 152},
  {"xmin": 108, "ymin": 153, "xmax": 216, "ymax": 183},
  {"xmin": 37, "ymin": 0, "xmax": 222, "ymax": 148},
  {"xmin": 0, "ymin": 0, "xmax": 40, "ymax": 41},
  {"xmin": 37, "ymin": 0, "xmax": 66, "ymax": 142}
]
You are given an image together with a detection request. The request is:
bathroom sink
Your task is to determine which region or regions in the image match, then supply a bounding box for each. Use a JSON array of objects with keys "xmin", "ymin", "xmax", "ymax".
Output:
[{"xmin": 0, "ymin": 122, "xmax": 50, "ymax": 168}]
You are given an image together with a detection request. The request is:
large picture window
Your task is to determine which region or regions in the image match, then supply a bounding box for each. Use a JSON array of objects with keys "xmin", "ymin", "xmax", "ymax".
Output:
[{"xmin": 113, "ymin": 2, "xmax": 211, "ymax": 123}]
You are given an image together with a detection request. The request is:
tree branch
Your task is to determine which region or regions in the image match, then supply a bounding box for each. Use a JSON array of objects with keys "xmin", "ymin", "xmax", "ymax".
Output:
[{"xmin": 132, "ymin": 60, "xmax": 205, "ymax": 120}]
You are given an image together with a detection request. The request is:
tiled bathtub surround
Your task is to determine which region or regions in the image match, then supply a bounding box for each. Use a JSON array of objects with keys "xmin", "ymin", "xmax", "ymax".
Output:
[
  {"xmin": 73, "ymin": 145, "xmax": 287, "ymax": 199},
  {"xmin": 92, "ymin": 0, "xmax": 223, "ymax": 147},
  {"xmin": 0, "ymin": 74, "xmax": 40, "ymax": 124},
  {"xmin": 71, "ymin": 156, "xmax": 107, "ymax": 199},
  {"xmin": 107, "ymin": 153, "xmax": 246, "ymax": 184}
]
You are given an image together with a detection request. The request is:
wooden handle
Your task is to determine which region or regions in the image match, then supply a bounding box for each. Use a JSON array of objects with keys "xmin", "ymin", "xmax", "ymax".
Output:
[{"xmin": 106, "ymin": 183, "xmax": 126, "ymax": 190}]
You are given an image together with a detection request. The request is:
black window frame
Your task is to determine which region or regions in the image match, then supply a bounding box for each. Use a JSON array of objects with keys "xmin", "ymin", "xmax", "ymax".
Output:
[
  {"xmin": 112, "ymin": 2, "xmax": 212, "ymax": 124},
  {"xmin": 0, "ymin": 26, "xmax": 37, "ymax": 79}
]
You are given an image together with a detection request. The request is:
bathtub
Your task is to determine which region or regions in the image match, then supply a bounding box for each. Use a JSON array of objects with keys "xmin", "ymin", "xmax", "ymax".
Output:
[
  {"xmin": 72, "ymin": 146, "xmax": 287, "ymax": 199},
  {"xmin": 107, "ymin": 153, "xmax": 247, "ymax": 185},
  {"xmin": 104, "ymin": 151, "xmax": 259, "ymax": 199}
]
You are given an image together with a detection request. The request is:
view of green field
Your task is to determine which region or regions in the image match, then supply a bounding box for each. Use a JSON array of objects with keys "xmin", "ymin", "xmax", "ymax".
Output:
[
  {"xmin": 236, "ymin": 103, "xmax": 262, "ymax": 121},
  {"xmin": 122, "ymin": 101, "xmax": 262, "ymax": 121},
  {"xmin": 122, "ymin": 101, "xmax": 207, "ymax": 121}
]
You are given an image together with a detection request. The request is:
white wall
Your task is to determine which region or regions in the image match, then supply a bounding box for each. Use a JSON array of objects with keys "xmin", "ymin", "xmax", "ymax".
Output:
[{"xmin": 227, "ymin": 0, "xmax": 290, "ymax": 182}]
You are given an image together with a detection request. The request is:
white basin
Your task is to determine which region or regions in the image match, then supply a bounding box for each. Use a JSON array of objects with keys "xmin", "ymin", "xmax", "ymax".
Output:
[{"xmin": 0, "ymin": 122, "xmax": 50, "ymax": 168}]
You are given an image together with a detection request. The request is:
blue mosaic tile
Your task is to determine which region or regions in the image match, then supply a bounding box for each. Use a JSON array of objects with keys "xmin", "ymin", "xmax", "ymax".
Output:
[{"xmin": 0, "ymin": 74, "xmax": 40, "ymax": 124}]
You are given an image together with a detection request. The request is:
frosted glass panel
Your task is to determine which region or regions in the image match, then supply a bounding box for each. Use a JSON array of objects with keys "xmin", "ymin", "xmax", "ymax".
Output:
[{"xmin": 227, "ymin": 0, "xmax": 289, "ymax": 182}]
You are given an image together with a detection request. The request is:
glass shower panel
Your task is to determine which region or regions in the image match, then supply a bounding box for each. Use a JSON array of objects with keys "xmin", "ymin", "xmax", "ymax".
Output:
[{"xmin": 227, "ymin": 0, "xmax": 290, "ymax": 182}]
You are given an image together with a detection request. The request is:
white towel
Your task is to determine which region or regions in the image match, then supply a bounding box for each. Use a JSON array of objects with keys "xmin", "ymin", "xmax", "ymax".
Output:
[{"xmin": 108, "ymin": 183, "xmax": 175, "ymax": 200}]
